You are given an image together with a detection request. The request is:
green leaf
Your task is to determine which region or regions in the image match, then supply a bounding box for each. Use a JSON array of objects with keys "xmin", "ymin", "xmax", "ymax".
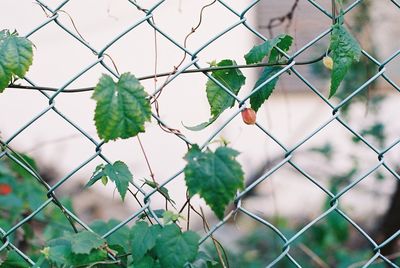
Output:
[
  {"xmin": 9, "ymin": 152, "xmax": 37, "ymax": 180},
  {"xmin": 67, "ymin": 249, "xmax": 108, "ymax": 266},
  {"xmin": 67, "ymin": 231, "xmax": 105, "ymax": 255},
  {"xmin": 92, "ymin": 72, "xmax": 151, "ymax": 142},
  {"xmin": 184, "ymin": 145, "xmax": 244, "ymax": 219},
  {"xmin": 47, "ymin": 231, "xmax": 105, "ymax": 259},
  {"xmin": 182, "ymin": 116, "xmax": 218, "ymax": 132},
  {"xmin": 85, "ymin": 164, "xmax": 105, "ymax": 188},
  {"xmin": 0, "ymin": 53, "xmax": 12, "ymax": 91},
  {"xmin": 184, "ymin": 60, "xmax": 245, "ymax": 131},
  {"xmin": 269, "ymin": 34, "xmax": 293, "ymax": 64},
  {"xmin": 103, "ymin": 161, "xmax": 133, "ymax": 200},
  {"xmin": 90, "ymin": 219, "xmax": 130, "ymax": 252},
  {"xmin": 155, "ymin": 224, "xmax": 199, "ymax": 268},
  {"xmin": 244, "ymin": 34, "xmax": 292, "ymax": 64},
  {"xmin": 250, "ymin": 66, "xmax": 283, "ymax": 112},
  {"xmin": 329, "ymin": 24, "xmax": 361, "ymax": 98},
  {"xmin": 206, "ymin": 60, "xmax": 246, "ymax": 117},
  {"xmin": 0, "ymin": 30, "xmax": 33, "ymax": 93},
  {"xmin": 87, "ymin": 161, "xmax": 133, "ymax": 200},
  {"xmin": 46, "ymin": 237, "xmax": 73, "ymax": 266},
  {"xmin": 130, "ymin": 221, "xmax": 161, "ymax": 262},
  {"xmin": 162, "ymin": 211, "xmax": 182, "ymax": 224}
]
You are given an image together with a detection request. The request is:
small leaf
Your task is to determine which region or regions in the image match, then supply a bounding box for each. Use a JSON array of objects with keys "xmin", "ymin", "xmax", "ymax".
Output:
[
  {"xmin": 0, "ymin": 30, "xmax": 33, "ymax": 93},
  {"xmin": 46, "ymin": 231, "xmax": 106, "ymax": 266},
  {"xmin": 245, "ymin": 34, "xmax": 292, "ymax": 64},
  {"xmin": 268, "ymin": 35, "xmax": 293, "ymax": 64},
  {"xmin": 162, "ymin": 211, "xmax": 182, "ymax": 224},
  {"xmin": 329, "ymin": 24, "xmax": 361, "ymax": 98},
  {"xmin": 130, "ymin": 221, "xmax": 161, "ymax": 262},
  {"xmin": 184, "ymin": 145, "xmax": 244, "ymax": 219},
  {"xmin": 2, "ymin": 34, "xmax": 33, "ymax": 78},
  {"xmin": 250, "ymin": 66, "xmax": 283, "ymax": 112},
  {"xmin": 67, "ymin": 231, "xmax": 105, "ymax": 255},
  {"xmin": 182, "ymin": 116, "xmax": 218, "ymax": 132},
  {"xmin": 85, "ymin": 164, "xmax": 105, "ymax": 188},
  {"xmin": 103, "ymin": 161, "xmax": 133, "ymax": 200},
  {"xmin": 206, "ymin": 60, "xmax": 246, "ymax": 118},
  {"xmin": 67, "ymin": 249, "xmax": 108, "ymax": 266},
  {"xmin": 155, "ymin": 224, "xmax": 200, "ymax": 268},
  {"xmin": 92, "ymin": 72, "xmax": 151, "ymax": 142},
  {"xmin": 184, "ymin": 60, "xmax": 245, "ymax": 131},
  {"xmin": 90, "ymin": 219, "xmax": 130, "ymax": 252}
]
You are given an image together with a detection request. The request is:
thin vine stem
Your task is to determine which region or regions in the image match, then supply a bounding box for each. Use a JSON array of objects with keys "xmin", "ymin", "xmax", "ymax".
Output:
[{"xmin": 8, "ymin": 54, "xmax": 324, "ymax": 93}]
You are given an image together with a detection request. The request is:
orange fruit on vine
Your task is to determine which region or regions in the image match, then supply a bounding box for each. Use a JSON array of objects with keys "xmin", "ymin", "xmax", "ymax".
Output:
[{"xmin": 241, "ymin": 108, "xmax": 257, "ymax": 125}]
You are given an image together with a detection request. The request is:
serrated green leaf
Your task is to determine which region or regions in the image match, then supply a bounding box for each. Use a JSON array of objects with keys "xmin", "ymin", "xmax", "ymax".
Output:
[
  {"xmin": 269, "ymin": 35, "xmax": 293, "ymax": 64},
  {"xmin": 184, "ymin": 60, "xmax": 245, "ymax": 131},
  {"xmin": 244, "ymin": 34, "xmax": 292, "ymax": 64},
  {"xmin": 46, "ymin": 237, "xmax": 73, "ymax": 266},
  {"xmin": 103, "ymin": 161, "xmax": 133, "ymax": 200},
  {"xmin": 67, "ymin": 231, "xmax": 105, "ymax": 255},
  {"xmin": 0, "ymin": 54, "xmax": 12, "ymax": 91},
  {"xmin": 155, "ymin": 224, "xmax": 199, "ymax": 268},
  {"xmin": 90, "ymin": 219, "xmax": 130, "ymax": 252},
  {"xmin": 184, "ymin": 145, "xmax": 244, "ymax": 219},
  {"xmin": 92, "ymin": 72, "xmax": 151, "ymax": 142},
  {"xmin": 250, "ymin": 66, "xmax": 282, "ymax": 112},
  {"xmin": 0, "ymin": 30, "xmax": 33, "ymax": 93},
  {"xmin": 2, "ymin": 36, "xmax": 33, "ymax": 78},
  {"xmin": 206, "ymin": 60, "xmax": 245, "ymax": 118},
  {"xmin": 130, "ymin": 221, "xmax": 162, "ymax": 262},
  {"xmin": 329, "ymin": 24, "xmax": 361, "ymax": 98}
]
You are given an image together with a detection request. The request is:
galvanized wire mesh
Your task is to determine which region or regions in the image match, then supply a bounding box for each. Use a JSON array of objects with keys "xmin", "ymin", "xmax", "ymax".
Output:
[{"xmin": 0, "ymin": 0, "xmax": 399, "ymax": 267}]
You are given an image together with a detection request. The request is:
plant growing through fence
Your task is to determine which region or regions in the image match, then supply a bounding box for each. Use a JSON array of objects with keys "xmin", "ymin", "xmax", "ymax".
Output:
[{"xmin": 2, "ymin": 0, "xmax": 394, "ymax": 267}]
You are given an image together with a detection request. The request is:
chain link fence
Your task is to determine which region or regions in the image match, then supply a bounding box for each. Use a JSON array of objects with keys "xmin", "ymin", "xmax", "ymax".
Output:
[{"xmin": 0, "ymin": 0, "xmax": 399, "ymax": 267}]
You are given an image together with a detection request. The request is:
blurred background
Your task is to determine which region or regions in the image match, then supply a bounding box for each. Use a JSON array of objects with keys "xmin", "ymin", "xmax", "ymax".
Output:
[{"xmin": 0, "ymin": 0, "xmax": 399, "ymax": 267}]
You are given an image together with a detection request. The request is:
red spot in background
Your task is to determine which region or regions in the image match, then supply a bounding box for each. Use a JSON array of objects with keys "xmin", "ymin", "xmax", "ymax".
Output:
[{"xmin": 0, "ymin": 183, "xmax": 12, "ymax": 195}]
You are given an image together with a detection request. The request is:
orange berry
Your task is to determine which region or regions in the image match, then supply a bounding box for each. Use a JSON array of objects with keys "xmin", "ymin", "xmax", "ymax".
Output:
[
  {"xmin": 241, "ymin": 108, "xmax": 257, "ymax": 125},
  {"xmin": 0, "ymin": 183, "xmax": 12, "ymax": 195}
]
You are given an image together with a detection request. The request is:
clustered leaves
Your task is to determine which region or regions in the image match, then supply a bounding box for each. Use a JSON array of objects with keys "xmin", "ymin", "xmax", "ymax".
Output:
[
  {"xmin": 0, "ymin": 30, "xmax": 33, "ymax": 92},
  {"xmin": 186, "ymin": 34, "xmax": 293, "ymax": 130},
  {"xmin": 41, "ymin": 222, "xmax": 199, "ymax": 268}
]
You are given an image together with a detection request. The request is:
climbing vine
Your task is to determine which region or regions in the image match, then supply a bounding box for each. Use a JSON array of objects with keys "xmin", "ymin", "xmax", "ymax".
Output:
[{"xmin": 0, "ymin": 1, "xmax": 366, "ymax": 267}]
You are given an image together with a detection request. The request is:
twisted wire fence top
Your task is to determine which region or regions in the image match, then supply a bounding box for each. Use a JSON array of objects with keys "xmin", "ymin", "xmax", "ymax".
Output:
[{"xmin": 0, "ymin": 0, "xmax": 399, "ymax": 267}]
